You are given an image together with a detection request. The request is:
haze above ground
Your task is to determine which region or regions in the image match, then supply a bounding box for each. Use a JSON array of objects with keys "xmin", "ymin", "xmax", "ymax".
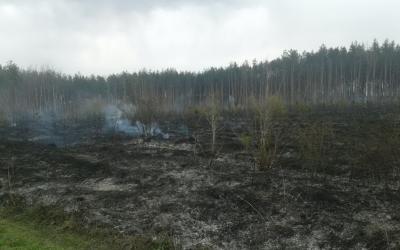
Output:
[{"xmin": 0, "ymin": 0, "xmax": 399, "ymax": 76}]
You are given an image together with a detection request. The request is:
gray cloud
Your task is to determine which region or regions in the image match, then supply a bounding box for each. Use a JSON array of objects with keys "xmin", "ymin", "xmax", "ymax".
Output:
[{"xmin": 0, "ymin": 0, "xmax": 399, "ymax": 75}]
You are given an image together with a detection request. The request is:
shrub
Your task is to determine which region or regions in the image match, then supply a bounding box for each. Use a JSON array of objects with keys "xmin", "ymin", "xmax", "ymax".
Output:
[
  {"xmin": 239, "ymin": 133, "xmax": 253, "ymax": 151},
  {"xmin": 249, "ymin": 96, "xmax": 287, "ymax": 169},
  {"xmin": 257, "ymin": 130, "xmax": 279, "ymax": 169},
  {"xmin": 293, "ymin": 102, "xmax": 311, "ymax": 113},
  {"xmin": 266, "ymin": 95, "xmax": 287, "ymax": 118}
]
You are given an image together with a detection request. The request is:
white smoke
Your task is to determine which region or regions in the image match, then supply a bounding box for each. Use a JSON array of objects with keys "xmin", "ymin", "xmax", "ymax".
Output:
[{"xmin": 103, "ymin": 104, "xmax": 169, "ymax": 138}]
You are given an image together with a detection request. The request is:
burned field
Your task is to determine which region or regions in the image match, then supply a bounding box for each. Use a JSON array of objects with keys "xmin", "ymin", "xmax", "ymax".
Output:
[{"xmin": 1, "ymin": 106, "xmax": 400, "ymax": 249}]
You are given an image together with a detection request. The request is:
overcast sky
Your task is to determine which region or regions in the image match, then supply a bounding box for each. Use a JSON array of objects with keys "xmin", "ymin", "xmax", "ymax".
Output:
[{"xmin": 0, "ymin": 0, "xmax": 399, "ymax": 75}]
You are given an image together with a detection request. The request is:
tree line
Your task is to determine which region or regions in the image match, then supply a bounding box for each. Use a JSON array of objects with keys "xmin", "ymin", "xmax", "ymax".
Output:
[{"xmin": 1, "ymin": 39, "xmax": 400, "ymax": 120}]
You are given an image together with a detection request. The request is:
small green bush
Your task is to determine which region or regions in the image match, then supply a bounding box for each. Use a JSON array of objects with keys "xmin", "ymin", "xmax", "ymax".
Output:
[
  {"xmin": 249, "ymin": 95, "xmax": 287, "ymax": 169},
  {"xmin": 293, "ymin": 102, "xmax": 311, "ymax": 113},
  {"xmin": 239, "ymin": 133, "xmax": 253, "ymax": 151},
  {"xmin": 265, "ymin": 95, "xmax": 287, "ymax": 119},
  {"xmin": 257, "ymin": 131, "xmax": 279, "ymax": 169}
]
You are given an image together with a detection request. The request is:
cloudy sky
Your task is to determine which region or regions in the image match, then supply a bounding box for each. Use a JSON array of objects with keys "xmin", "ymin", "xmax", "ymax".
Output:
[{"xmin": 0, "ymin": 0, "xmax": 399, "ymax": 75}]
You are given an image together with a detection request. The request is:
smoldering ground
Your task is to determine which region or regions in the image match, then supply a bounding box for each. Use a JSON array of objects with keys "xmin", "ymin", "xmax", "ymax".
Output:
[{"xmin": 1, "ymin": 106, "xmax": 400, "ymax": 249}]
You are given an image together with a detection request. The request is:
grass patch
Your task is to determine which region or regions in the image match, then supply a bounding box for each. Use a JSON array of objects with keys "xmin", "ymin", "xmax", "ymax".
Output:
[
  {"xmin": 0, "ymin": 217, "xmax": 98, "ymax": 250},
  {"xmin": 0, "ymin": 199, "xmax": 177, "ymax": 250}
]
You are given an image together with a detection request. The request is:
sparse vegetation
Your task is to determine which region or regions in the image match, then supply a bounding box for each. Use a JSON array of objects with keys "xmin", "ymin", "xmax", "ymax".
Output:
[
  {"xmin": 0, "ymin": 200, "xmax": 177, "ymax": 250},
  {"xmin": 3, "ymin": 104, "xmax": 400, "ymax": 249}
]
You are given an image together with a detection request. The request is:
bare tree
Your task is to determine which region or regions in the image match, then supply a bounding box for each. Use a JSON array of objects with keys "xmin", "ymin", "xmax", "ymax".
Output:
[{"xmin": 201, "ymin": 93, "xmax": 221, "ymax": 154}]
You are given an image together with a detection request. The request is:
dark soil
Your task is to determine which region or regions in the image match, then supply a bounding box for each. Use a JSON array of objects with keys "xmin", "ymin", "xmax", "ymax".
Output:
[{"xmin": 1, "ymin": 107, "xmax": 400, "ymax": 249}]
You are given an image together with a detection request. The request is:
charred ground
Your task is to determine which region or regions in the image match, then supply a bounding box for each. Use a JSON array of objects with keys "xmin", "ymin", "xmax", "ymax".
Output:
[{"xmin": 1, "ymin": 105, "xmax": 400, "ymax": 249}]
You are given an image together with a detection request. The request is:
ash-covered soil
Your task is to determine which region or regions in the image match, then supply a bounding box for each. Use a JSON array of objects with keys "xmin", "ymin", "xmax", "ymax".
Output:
[{"xmin": 1, "ymin": 109, "xmax": 400, "ymax": 249}]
